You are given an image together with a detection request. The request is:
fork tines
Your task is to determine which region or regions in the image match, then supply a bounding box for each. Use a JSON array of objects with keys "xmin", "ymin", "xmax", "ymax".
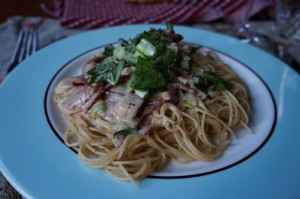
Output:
[{"xmin": 7, "ymin": 23, "xmax": 38, "ymax": 73}]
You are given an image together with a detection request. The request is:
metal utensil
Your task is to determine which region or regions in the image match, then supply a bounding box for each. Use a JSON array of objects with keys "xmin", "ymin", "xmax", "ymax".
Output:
[{"xmin": 7, "ymin": 23, "xmax": 38, "ymax": 73}]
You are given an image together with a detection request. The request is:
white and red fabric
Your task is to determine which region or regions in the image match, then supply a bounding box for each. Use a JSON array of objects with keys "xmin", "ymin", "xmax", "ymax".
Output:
[{"xmin": 42, "ymin": 0, "xmax": 276, "ymax": 29}]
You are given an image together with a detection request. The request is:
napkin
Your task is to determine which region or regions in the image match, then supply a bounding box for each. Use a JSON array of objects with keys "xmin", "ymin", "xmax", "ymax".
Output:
[{"xmin": 42, "ymin": 0, "xmax": 276, "ymax": 29}]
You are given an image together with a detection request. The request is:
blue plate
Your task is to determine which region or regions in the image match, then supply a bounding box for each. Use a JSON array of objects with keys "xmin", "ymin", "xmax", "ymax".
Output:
[{"xmin": 0, "ymin": 25, "xmax": 299, "ymax": 199}]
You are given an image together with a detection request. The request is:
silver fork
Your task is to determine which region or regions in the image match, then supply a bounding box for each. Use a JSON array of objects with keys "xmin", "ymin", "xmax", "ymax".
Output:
[{"xmin": 7, "ymin": 23, "xmax": 38, "ymax": 73}]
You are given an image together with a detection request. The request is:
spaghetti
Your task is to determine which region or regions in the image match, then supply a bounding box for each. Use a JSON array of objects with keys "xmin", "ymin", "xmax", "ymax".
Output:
[{"xmin": 54, "ymin": 25, "xmax": 250, "ymax": 183}]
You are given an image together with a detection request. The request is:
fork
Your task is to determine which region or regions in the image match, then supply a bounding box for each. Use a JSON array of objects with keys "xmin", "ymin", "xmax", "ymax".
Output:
[{"xmin": 7, "ymin": 23, "xmax": 38, "ymax": 73}]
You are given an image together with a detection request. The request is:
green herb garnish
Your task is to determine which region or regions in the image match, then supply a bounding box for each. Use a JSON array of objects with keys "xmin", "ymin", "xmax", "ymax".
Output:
[
  {"xmin": 87, "ymin": 58, "xmax": 125, "ymax": 85},
  {"xmin": 193, "ymin": 71, "xmax": 231, "ymax": 92},
  {"xmin": 103, "ymin": 45, "xmax": 115, "ymax": 57},
  {"xmin": 120, "ymin": 38, "xmax": 136, "ymax": 53},
  {"xmin": 87, "ymin": 24, "xmax": 181, "ymax": 92},
  {"xmin": 113, "ymin": 128, "xmax": 138, "ymax": 139},
  {"xmin": 130, "ymin": 57, "xmax": 166, "ymax": 90}
]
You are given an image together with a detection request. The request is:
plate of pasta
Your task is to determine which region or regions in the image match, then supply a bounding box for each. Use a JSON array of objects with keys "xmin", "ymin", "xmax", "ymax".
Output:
[{"xmin": 0, "ymin": 24, "xmax": 299, "ymax": 199}]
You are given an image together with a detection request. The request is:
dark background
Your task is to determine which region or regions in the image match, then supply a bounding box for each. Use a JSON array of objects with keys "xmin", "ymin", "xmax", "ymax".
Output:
[{"xmin": 0, "ymin": 0, "xmax": 52, "ymax": 23}]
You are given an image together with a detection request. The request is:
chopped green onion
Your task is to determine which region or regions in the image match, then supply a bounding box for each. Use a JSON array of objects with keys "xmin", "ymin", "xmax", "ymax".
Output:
[
  {"xmin": 134, "ymin": 89, "xmax": 149, "ymax": 99},
  {"xmin": 113, "ymin": 46, "xmax": 126, "ymax": 60},
  {"xmin": 181, "ymin": 55, "xmax": 191, "ymax": 71},
  {"xmin": 126, "ymin": 56, "xmax": 138, "ymax": 65},
  {"xmin": 180, "ymin": 93, "xmax": 197, "ymax": 108},
  {"xmin": 167, "ymin": 43, "xmax": 178, "ymax": 53},
  {"xmin": 90, "ymin": 100, "xmax": 106, "ymax": 118},
  {"xmin": 136, "ymin": 38, "xmax": 156, "ymax": 57},
  {"xmin": 125, "ymin": 44, "xmax": 136, "ymax": 53},
  {"xmin": 134, "ymin": 50, "xmax": 146, "ymax": 59},
  {"xmin": 180, "ymin": 99, "xmax": 193, "ymax": 108}
]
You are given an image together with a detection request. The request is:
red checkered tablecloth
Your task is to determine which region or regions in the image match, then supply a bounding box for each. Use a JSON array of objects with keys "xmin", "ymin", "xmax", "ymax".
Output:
[{"xmin": 42, "ymin": 0, "xmax": 276, "ymax": 29}]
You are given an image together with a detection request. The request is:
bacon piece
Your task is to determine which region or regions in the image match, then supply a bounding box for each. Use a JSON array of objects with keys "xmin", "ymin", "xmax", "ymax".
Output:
[
  {"xmin": 165, "ymin": 29, "xmax": 183, "ymax": 42},
  {"xmin": 138, "ymin": 125, "xmax": 154, "ymax": 135},
  {"xmin": 171, "ymin": 83, "xmax": 191, "ymax": 92},
  {"xmin": 82, "ymin": 83, "xmax": 113, "ymax": 112},
  {"xmin": 171, "ymin": 82, "xmax": 207, "ymax": 100},
  {"xmin": 71, "ymin": 75, "xmax": 87, "ymax": 85},
  {"xmin": 138, "ymin": 100, "xmax": 165, "ymax": 117},
  {"xmin": 82, "ymin": 56, "xmax": 103, "ymax": 74},
  {"xmin": 175, "ymin": 68, "xmax": 190, "ymax": 77},
  {"xmin": 82, "ymin": 90, "xmax": 105, "ymax": 113},
  {"xmin": 103, "ymin": 83, "xmax": 113, "ymax": 91}
]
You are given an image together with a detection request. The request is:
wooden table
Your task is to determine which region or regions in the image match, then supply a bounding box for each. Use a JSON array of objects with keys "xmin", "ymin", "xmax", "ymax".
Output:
[{"xmin": 0, "ymin": 0, "xmax": 53, "ymax": 23}]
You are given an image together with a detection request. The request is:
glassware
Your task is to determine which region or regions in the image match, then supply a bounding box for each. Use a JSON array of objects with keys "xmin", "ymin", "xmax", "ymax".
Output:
[
  {"xmin": 221, "ymin": 0, "xmax": 271, "ymax": 51},
  {"xmin": 273, "ymin": 0, "xmax": 300, "ymax": 67}
]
